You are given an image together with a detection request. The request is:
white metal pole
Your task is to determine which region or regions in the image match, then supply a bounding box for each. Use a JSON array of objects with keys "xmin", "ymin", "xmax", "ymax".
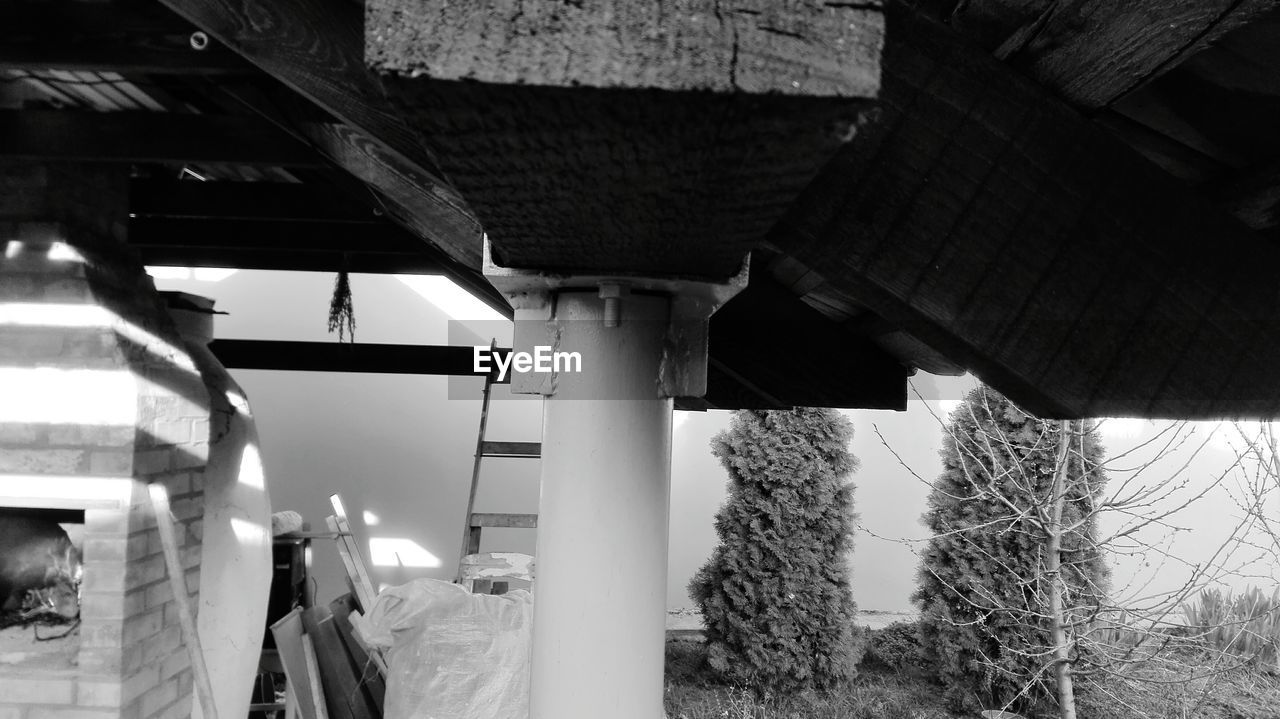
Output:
[{"xmin": 529, "ymin": 290, "xmax": 674, "ymax": 719}]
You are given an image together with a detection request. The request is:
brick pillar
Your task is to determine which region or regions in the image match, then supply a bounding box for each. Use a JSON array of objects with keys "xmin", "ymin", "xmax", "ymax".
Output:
[{"xmin": 0, "ymin": 162, "xmax": 211, "ymax": 719}]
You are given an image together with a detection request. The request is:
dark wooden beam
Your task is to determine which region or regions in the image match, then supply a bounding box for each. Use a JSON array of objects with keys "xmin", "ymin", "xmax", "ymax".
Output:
[
  {"xmin": 769, "ymin": 3, "xmax": 1280, "ymax": 419},
  {"xmin": 708, "ymin": 278, "xmax": 911, "ymax": 411},
  {"xmin": 137, "ymin": 247, "xmax": 445, "ymax": 275},
  {"xmin": 129, "ymin": 213, "xmax": 456, "ymax": 274},
  {"xmin": 128, "ymin": 217, "xmax": 425, "ymax": 253},
  {"xmin": 130, "ymin": 179, "xmax": 377, "ymax": 223},
  {"xmin": 368, "ymin": 1, "xmax": 884, "ymax": 279},
  {"xmin": 0, "ymin": 1, "xmax": 250, "ymax": 75},
  {"xmin": 0, "ymin": 110, "xmax": 326, "ymax": 167},
  {"xmin": 912, "ymin": 0, "xmax": 1280, "ymax": 109},
  {"xmin": 155, "ymin": 0, "xmax": 483, "ymax": 267}
]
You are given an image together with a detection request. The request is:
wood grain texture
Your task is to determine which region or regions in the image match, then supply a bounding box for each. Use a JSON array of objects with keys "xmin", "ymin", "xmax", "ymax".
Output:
[
  {"xmin": 366, "ymin": 0, "xmax": 883, "ymax": 98},
  {"xmin": 768, "ymin": 3, "xmax": 1280, "ymax": 419},
  {"xmin": 930, "ymin": 0, "xmax": 1280, "ymax": 108},
  {"xmin": 157, "ymin": 0, "xmax": 483, "ymax": 266},
  {"xmin": 380, "ymin": 80, "xmax": 870, "ymax": 277}
]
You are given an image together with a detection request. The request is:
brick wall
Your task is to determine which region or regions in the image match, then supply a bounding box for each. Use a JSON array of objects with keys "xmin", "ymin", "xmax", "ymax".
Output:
[{"xmin": 0, "ymin": 163, "xmax": 211, "ymax": 719}]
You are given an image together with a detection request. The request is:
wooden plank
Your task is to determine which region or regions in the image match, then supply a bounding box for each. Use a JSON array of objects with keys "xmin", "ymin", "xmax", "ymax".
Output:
[
  {"xmin": 209, "ymin": 340, "xmax": 512, "ymax": 377},
  {"xmin": 301, "ymin": 605, "xmax": 374, "ymax": 719},
  {"xmin": 148, "ymin": 485, "xmax": 219, "ymax": 719},
  {"xmin": 469, "ymin": 513, "xmax": 537, "ymax": 529},
  {"xmin": 325, "ymin": 516, "xmax": 374, "ymax": 615},
  {"xmin": 0, "ymin": 1, "xmax": 250, "ymax": 75},
  {"xmin": 328, "ymin": 595, "xmax": 387, "ymax": 706},
  {"xmin": 268, "ymin": 610, "xmax": 319, "ymax": 719},
  {"xmin": 931, "ymin": 0, "xmax": 1280, "ymax": 108},
  {"xmin": 479, "ymin": 441, "xmax": 541, "ymax": 458},
  {"xmin": 769, "ymin": 3, "xmax": 1280, "ymax": 419},
  {"xmin": 156, "ymin": 0, "xmax": 483, "ymax": 267},
  {"xmin": 0, "ymin": 110, "xmax": 325, "ymax": 167},
  {"xmin": 328, "ymin": 495, "xmax": 378, "ymax": 613},
  {"xmin": 300, "ymin": 634, "xmax": 330, "ymax": 719}
]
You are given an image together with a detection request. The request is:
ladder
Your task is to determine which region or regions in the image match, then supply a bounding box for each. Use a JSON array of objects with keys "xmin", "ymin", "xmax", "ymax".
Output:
[{"xmin": 455, "ymin": 352, "xmax": 541, "ymax": 585}]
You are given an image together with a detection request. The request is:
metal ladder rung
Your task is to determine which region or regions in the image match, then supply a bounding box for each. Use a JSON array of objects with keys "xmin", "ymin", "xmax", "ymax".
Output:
[
  {"xmin": 479, "ymin": 440, "xmax": 542, "ymax": 458},
  {"xmin": 470, "ymin": 512, "xmax": 538, "ymax": 529}
]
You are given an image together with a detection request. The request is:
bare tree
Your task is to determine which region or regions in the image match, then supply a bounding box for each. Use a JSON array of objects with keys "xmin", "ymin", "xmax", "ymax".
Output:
[{"xmin": 878, "ymin": 385, "xmax": 1278, "ymax": 719}]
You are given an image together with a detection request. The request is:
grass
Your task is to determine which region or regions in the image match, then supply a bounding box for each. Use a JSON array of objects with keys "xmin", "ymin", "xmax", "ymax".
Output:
[
  {"xmin": 663, "ymin": 639, "xmax": 951, "ymax": 719},
  {"xmin": 664, "ymin": 629, "xmax": 1280, "ymax": 719}
]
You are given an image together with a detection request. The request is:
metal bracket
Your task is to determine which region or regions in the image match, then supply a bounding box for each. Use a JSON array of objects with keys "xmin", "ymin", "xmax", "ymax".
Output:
[{"xmin": 482, "ymin": 236, "xmax": 749, "ymax": 398}]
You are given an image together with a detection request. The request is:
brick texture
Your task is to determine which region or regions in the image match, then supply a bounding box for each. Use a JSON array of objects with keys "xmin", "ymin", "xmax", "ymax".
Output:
[{"xmin": 0, "ymin": 163, "xmax": 212, "ymax": 719}]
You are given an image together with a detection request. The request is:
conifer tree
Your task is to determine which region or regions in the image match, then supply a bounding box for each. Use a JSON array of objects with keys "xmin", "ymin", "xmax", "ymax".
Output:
[
  {"xmin": 689, "ymin": 408, "xmax": 861, "ymax": 692},
  {"xmin": 913, "ymin": 385, "xmax": 1108, "ymax": 714}
]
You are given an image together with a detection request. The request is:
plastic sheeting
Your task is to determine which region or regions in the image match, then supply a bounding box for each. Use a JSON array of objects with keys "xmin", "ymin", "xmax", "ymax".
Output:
[{"xmin": 359, "ymin": 578, "xmax": 533, "ymax": 719}]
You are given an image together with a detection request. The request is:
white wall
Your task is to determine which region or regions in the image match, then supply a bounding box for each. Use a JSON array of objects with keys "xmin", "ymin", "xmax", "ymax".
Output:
[{"xmin": 150, "ymin": 269, "xmax": 1280, "ymax": 614}]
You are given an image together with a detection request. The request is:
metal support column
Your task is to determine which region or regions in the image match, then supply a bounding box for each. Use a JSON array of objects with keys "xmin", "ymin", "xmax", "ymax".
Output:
[{"xmin": 484, "ymin": 239, "xmax": 749, "ymax": 719}]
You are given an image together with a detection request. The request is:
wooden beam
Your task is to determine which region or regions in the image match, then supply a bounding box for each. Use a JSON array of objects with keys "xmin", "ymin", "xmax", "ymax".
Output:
[
  {"xmin": 709, "ymin": 277, "xmax": 911, "ymax": 411},
  {"xmin": 136, "ymin": 246, "xmax": 445, "ymax": 275},
  {"xmin": 916, "ymin": 0, "xmax": 1280, "ymax": 108},
  {"xmin": 129, "ymin": 217, "xmax": 420, "ymax": 253},
  {"xmin": 130, "ymin": 180, "xmax": 377, "ymax": 223},
  {"xmin": 769, "ymin": 3, "xmax": 1280, "ymax": 419},
  {"xmin": 155, "ymin": 0, "xmax": 483, "ymax": 267},
  {"xmin": 368, "ymin": 1, "xmax": 882, "ymax": 97},
  {"xmin": 0, "ymin": 1, "xmax": 250, "ymax": 75},
  {"xmin": 368, "ymin": 2, "xmax": 884, "ymax": 278},
  {"xmin": 0, "ymin": 110, "xmax": 325, "ymax": 167}
]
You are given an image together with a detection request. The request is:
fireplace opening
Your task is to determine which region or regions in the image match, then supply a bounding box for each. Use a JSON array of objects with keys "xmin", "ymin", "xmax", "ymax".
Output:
[{"xmin": 0, "ymin": 507, "xmax": 84, "ymax": 670}]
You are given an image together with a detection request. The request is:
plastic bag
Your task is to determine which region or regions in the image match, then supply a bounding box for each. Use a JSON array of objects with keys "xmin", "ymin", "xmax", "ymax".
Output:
[{"xmin": 360, "ymin": 578, "xmax": 533, "ymax": 719}]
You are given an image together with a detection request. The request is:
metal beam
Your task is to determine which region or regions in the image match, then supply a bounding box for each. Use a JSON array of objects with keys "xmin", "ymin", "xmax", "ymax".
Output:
[{"xmin": 209, "ymin": 340, "xmax": 511, "ymax": 377}]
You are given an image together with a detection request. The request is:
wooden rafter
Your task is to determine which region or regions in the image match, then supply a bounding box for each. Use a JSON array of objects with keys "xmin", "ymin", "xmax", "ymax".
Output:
[
  {"xmin": 770, "ymin": 3, "xmax": 1280, "ymax": 419},
  {"xmin": 130, "ymin": 179, "xmax": 375, "ymax": 223},
  {"xmin": 912, "ymin": 0, "xmax": 1280, "ymax": 109},
  {"xmin": 0, "ymin": 1, "xmax": 250, "ymax": 75},
  {"xmin": 0, "ymin": 110, "xmax": 325, "ymax": 166},
  {"xmin": 154, "ymin": 0, "xmax": 483, "ymax": 267}
]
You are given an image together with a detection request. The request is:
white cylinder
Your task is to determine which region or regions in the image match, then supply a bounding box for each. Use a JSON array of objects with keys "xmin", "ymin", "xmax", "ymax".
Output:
[{"xmin": 530, "ymin": 291, "xmax": 673, "ymax": 719}]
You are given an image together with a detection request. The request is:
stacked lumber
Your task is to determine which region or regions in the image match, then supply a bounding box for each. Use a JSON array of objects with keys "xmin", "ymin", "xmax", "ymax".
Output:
[
  {"xmin": 268, "ymin": 494, "xmax": 388, "ymax": 719},
  {"xmin": 270, "ymin": 594, "xmax": 386, "ymax": 719}
]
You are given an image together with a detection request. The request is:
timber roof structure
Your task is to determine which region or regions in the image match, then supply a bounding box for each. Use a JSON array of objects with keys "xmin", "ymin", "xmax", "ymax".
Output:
[{"xmin": 5, "ymin": 0, "xmax": 1280, "ymax": 418}]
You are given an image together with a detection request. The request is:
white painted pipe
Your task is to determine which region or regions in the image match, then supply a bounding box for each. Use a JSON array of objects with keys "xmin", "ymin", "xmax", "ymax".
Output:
[{"xmin": 530, "ymin": 291, "xmax": 673, "ymax": 719}]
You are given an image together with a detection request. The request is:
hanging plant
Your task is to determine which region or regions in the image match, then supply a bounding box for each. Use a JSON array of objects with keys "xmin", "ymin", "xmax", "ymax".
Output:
[{"xmin": 327, "ymin": 267, "xmax": 355, "ymax": 342}]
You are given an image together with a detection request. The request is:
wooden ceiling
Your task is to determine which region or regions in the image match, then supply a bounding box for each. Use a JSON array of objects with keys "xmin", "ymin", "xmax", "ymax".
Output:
[{"xmin": 5, "ymin": 0, "xmax": 1280, "ymax": 418}]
